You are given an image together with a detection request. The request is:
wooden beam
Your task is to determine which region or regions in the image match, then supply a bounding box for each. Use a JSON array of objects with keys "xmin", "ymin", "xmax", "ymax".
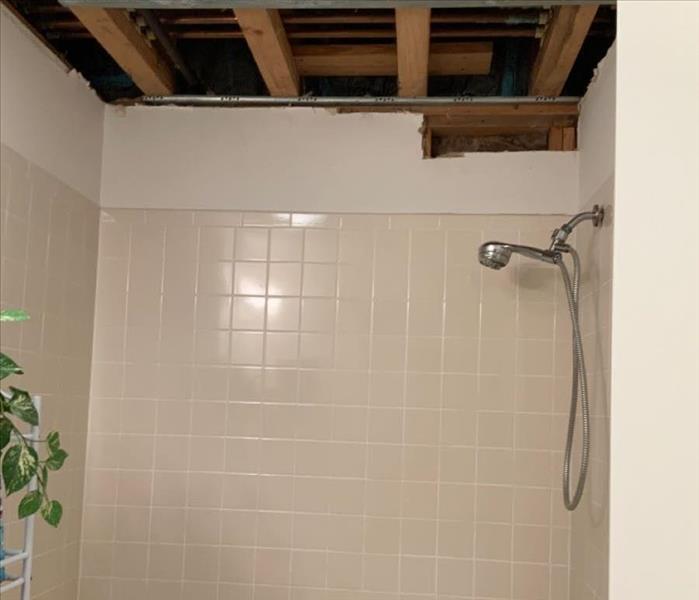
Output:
[
  {"xmin": 69, "ymin": 7, "xmax": 174, "ymax": 95},
  {"xmin": 395, "ymin": 7, "xmax": 431, "ymax": 97},
  {"xmin": 234, "ymin": 9, "xmax": 299, "ymax": 96},
  {"xmin": 294, "ymin": 42, "xmax": 492, "ymax": 77},
  {"xmin": 530, "ymin": 4, "xmax": 599, "ymax": 96},
  {"xmin": 548, "ymin": 125, "xmax": 577, "ymax": 150}
]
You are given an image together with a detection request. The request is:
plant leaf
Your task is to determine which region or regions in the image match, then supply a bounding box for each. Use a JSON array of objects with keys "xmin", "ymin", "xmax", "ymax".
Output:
[
  {"xmin": 0, "ymin": 309, "xmax": 30, "ymax": 322},
  {"xmin": 46, "ymin": 448, "xmax": 68, "ymax": 471},
  {"xmin": 5, "ymin": 387, "xmax": 38, "ymax": 426},
  {"xmin": 41, "ymin": 499, "xmax": 63, "ymax": 527},
  {"xmin": 18, "ymin": 490, "xmax": 43, "ymax": 518},
  {"xmin": 0, "ymin": 352, "xmax": 23, "ymax": 381},
  {"xmin": 2, "ymin": 443, "xmax": 38, "ymax": 494},
  {"xmin": 0, "ymin": 417, "xmax": 12, "ymax": 450},
  {"xmin": 47, "ymin": 431, "xmax": 61, "ymax": 453}
]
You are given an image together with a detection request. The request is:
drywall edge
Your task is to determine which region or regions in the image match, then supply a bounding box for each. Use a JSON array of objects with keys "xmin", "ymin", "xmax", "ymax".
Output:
[
  {"xmin": 0, "ymin": 5, "xmax": 104, "ymax": 204},
  {"xmin": 610, "ymin": 2, "xmax": 699, "ymax": 599},
  {"xmin": 99, "ymin": 105, "xmax": 579, "ymax": 214}
]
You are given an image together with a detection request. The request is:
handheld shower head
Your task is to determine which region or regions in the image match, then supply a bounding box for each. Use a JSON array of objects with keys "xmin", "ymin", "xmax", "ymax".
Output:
[
  {"xmin": 478, "ymin": 242, "xmax": 557, "ymax": 270},
  {"xmin": 478, "ymin": 242, "xmax": 512, "ymax": 269}
]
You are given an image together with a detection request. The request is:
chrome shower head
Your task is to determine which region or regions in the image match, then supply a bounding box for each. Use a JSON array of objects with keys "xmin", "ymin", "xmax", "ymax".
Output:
[
  {"xmin": 478, "ymin": 242, "xmax": 512, "ymax": 270},
  {"xmin": 478, "ymin": 241, "xmax": 558, "ymax": 270}
]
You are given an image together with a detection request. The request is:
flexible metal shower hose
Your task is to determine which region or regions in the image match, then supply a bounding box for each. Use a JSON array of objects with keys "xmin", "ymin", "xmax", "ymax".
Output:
[{"xmin": 555, "ymin": 246, "xmax": 590, "ymax": 511}]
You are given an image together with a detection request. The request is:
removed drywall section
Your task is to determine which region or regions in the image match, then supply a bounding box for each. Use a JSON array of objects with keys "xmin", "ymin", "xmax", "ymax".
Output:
[
  {"xmin": 0, "ymin": 5, "xmax": 104, "ymax": 204},
  {"xmin": 100, "ymin": 106, "xmax": 578, "ymax": 213}
]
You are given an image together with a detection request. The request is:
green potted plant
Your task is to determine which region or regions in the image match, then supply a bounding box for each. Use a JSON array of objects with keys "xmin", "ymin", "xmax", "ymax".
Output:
[{"xmin": 0, "ymin": 309, "xmax": 67, "ymax": 581}]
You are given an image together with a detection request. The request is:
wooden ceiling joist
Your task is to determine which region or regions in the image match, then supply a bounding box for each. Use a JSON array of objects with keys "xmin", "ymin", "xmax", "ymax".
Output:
[
  {"xmin": 69, "ymin": 7, "xmax": 175, "ymax": 95},
  {"xmin": 396, "ymin": 7, "xmax": 431, "ymax": 97},
  {"xmin": 294, "ymin": 41, "xmax": 492, "ymax": 77},
  {"xmin": 234, "ymin": 8, "xmax": 300, "ymax": 96},
  {"xmin": 529, "ymin": 4, "xmax": 599, "ymax": 96}
]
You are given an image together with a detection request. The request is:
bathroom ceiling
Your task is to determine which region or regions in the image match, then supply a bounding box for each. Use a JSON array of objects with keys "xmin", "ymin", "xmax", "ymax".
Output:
[{"xmin": 3, "ymin": 1, "xmax": 616, "ymax": 152}]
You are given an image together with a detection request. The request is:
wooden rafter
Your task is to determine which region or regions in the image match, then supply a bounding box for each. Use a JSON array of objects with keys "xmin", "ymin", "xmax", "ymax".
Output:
[
  {"xmin": 395, "ymin": 7, "xmax": 431, "ymax": 97},
  {"xmin": 530, "ymin": 4, "xmax": 599, "ymax": 96},
  {"xmin": 69, "ymin": 7, "xmax": 175, "ymax": 95},
  {"xmin": 294, "ymin": 42, "xmax": 492, "ymax": 77},
  {"xmin": 234, "ymin": 8, "xmax": 300, "ymax": 97}
]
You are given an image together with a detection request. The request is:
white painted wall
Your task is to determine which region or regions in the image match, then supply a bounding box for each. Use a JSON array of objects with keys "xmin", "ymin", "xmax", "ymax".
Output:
[
  {"xmin": 578, "ymin": 44, "xmax": 616, "ymax": 204},
  {"xmin": 611, "ymin": 3, "xmax": 699, "ymax": 600},
  {"xmin": 100, "ymin": 105, "xmax": 579, "ymax": 213},
  {"xmin": 0, "ymin": 6, "xmax": 104, "ymax": 203}
]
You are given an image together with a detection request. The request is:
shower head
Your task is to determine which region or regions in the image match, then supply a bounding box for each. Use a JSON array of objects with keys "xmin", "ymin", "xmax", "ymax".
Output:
[
  {"xmin": 478, "ymin": 242, "xmax": 512, "ymax": 270},
  {"xmin": 478, "ymin": 242, "xmax": 558, "ymax": 270}
]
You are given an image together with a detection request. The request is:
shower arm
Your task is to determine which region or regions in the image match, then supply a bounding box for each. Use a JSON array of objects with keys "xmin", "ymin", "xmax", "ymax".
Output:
[{"xmin": 549, "ymin": 204, "xmax": 604, "ymax": 250}]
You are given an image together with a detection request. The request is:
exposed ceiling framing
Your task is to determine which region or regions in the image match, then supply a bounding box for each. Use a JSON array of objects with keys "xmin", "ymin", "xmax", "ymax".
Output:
[
  {"xmin": 529, "ymin": 3, "xmax": 599, "ymax": 96},
  {"xmin": 235, "ymin": 8, "xmax": 300, "ymax": 95},
  {"xmin": 3, "ymin": 1, "xmax": 616, "ymax": 153},
  {"xmin": 70, "ymin": 6, "xmax": 175, "ymax": 93},
  {"xmin": 395, "ymin": 7, "xmax": 431, "ymax": 96}
]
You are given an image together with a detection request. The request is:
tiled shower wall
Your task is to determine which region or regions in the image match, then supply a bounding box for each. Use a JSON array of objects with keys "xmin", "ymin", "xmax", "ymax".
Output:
[
  {"xmin": 80, "ymin": 209, "xmax": 575, "ymax": 600},
  {"xmin": 0, "ymin": 144, "xmax": 100, "ymax": 599}
]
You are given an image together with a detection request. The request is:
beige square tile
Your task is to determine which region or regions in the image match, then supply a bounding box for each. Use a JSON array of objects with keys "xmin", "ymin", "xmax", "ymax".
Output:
[
  {"xmin": 326, "ymin": 515, "xmax": 363, "ymax": 551},
  {"xmin": 437, "ymin": 557, "xmax": 473, "ymax": 596},
  {"xmin": 363, "ymin": 555, "xmax": 399, "ymax": 592},
  {"xmin": 513, "ymin": 563, "xmax": 550, "ymax": 600},
  {"xmin": 401, "ymin": 481, "xmax": 438, "ymax": 519},
  {"xmin": 184, "ymin": 545, "xmax": 219, "ymax": 581},
  {"xmin": 476, "ymin": 485, "xmax": 513, "ymax": 524},
  {"xmin": 338, "ymin": 263, "xmax": 373, "ymax": 299},
  {"xmin": 300, "ymin": 298, "xmax": 336, "ymax": 332},
  {"xmin": 198, "ymin": 261, "xmax": 233, "ymax": 294},
  {"xmin": 234, "ymin": 262, "xmax": 267, "ymax": 295},
  {"xmin": 371, "ymin": 335, "xmax": 406, "ymax": 371},
  {"xmin": 304, "ymin": 229, "xmax": 338, "ymax": 262},
  {"xmin": 236, "ymin": 228, "xmax": 268, "ymax": 261},
  {"xmin": 365, "ymin": 480, "xmax": 401, "ymax": 516},
  {"xmin": 475, "ymin": 560, "xmax": 511, "ymax": 597},
  {"xmin": 219, "ymin": 546, "xmax": 255, "ymax": 584},
  {"xmin": 199, "ymin": 227, "xmax": 235, "ymax": 261},
  {"xmin": 368, "ymin": 408, "xmax": 403, "ymax": 443},
  {"xmin": 148, "ymin": 544, "xmax": 184, "ymax": 580},
  {"xmin": 364, "ymin": 517, "xmax": 400, "ymax": 554},
  {"xmin": 332, "ymin": 406, "xmax": 367, "ymax": 441},
  {"xmin": 270, "ymin": 229, "xmax": 303, "ymax": 262},
  {"xmin": 267, "ymin": 297, "xmax": 300, "ymax": 331},
  {"xmin": 403, "ymin": 446, "xmax": 439, "ymax": 481},
  {"xmin": 476, "ymin": 522, "xmax": 512, "ymax": 560},
  {"xmin": 440, "ymin": 447, "xmax": 476, "ymax": 483},
  {"xmin": 514, "ymin": 487, "xmax": 551, "ymax": 526},
  {"xmin": 514, "ymin": 525, "xmax": 550, "ymax": 563},
  {"xmin": 439, "ymin": 484, "xmax": 474, "ymax": 520},
  {"xmin": 268, "ymin": 262, "xmax": 302, "ymax": 296},
  {"xmin": 402, "ymin": 519, "xmax": 437, "ymax": 555},
  {"xmin": 257, "ymin": 512, "xmax": 292, "ymax": 548},
  {"xmin": 230, "ymin": 331, "xmax": 264, "ymax": 365},
  {"xmin": 367, "ymin": 444, "xmax": 402, "ymax": 480},
  {"xmin": 478, "ymin": 411, "xmax": 514, "ymax": 448},
  {"xmin": 327, "ymin": 478, "xmax": 364, "ymax": 515},
  {"xmin": 407, "ymin": 336, "xmax": 442, "ymax": 372},
  {"xmin": 405, "ymin": 409, "xmax": 440, "ymax": 444},
  {"xmin": 438, "ymin": 520, "xmax": 473, "ymax": 558},
  {"xmin": 291, "ymin": 551, "xmax": 326, "ymax": 587},
  {"xmin": 326, "ymin": 552, "xmax": 362, "ymax": 590},
  {"xmin": 302, "ymin": 263, "xmax": 337, "ymax": 297},
  {"xmin": 400, "ymin": 555, "xmax": 435, "ymax": 594},
  {"xmin": 233, "ymin": 296, "xmax": 266, "ymax": 330},
  {"xmin": 185, "ymin": 508, "xmax": 222, "ymax": 545}
]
